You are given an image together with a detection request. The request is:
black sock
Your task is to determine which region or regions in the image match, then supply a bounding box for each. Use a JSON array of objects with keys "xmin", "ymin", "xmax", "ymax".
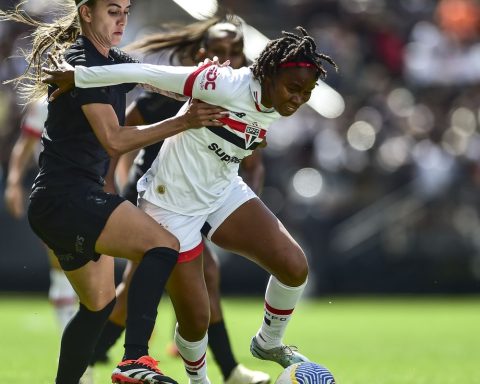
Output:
[
  {"xmin": 90, "ymin": 320, "xmax": 125, "ymax": 365},
  {"xmin": 55, "ymin": 298, "xmax": 115, "ymax": 384},
  {"xmin": 208, "ymin": 320, "xmax": 238, "ymax": 379},
  {"xmin": 124, "ymin": 247, "xmax": 178, "ymax": 360}
]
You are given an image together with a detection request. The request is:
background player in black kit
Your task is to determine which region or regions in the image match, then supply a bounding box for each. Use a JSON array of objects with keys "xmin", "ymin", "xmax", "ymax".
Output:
[
  {"xmin": 1, "ymin": 1, "xmax": 227, "ymax": 383},
  {"xmin": 90, "ymin": 18, "xmax": 269, "ymax": 384}
]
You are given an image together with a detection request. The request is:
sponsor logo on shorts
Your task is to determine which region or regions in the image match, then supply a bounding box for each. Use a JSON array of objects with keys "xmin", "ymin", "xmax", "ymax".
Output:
[
  {"xmin": 208, "ymin": 143, "xmax": 242, "ymax": 163},
  {"xmin": 75, "ymin": 235, "xmax": 85, "ymax": 254},
  {"xmin": 57, "ymin": 253, "xmax": 74, "ymax": 262},
  {"xmin": 87, "ymin": 193, "xmax": 107, "ymax": 206}
]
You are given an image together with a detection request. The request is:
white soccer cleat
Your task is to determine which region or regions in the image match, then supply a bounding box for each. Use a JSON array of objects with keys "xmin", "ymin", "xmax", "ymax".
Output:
[
  {"xmin": 250, "ymin": 337, "xmax": 309, "ymax": 368},
  {"xmin": 224, "ymin": 364, "xmax": 271, "ymax": 384}
]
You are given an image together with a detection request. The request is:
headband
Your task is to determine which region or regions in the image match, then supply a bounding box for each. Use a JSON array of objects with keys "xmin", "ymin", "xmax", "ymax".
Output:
[
  {"xmin": 279, "ymin": 62, "xmax": 315, "ymax": 68},
  {"xmin": 76, "ymin": 0, "xmax": 89, "ymax": 9},
  {"xmin": 205, "ymin": 22, "xmax": 243, "ymax": 44}
]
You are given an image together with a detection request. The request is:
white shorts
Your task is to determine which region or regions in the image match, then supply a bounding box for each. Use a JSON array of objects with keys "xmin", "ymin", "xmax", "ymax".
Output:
[{"xmin": 138, "ymin": 177, "xmax": 256, "ymax": 263}]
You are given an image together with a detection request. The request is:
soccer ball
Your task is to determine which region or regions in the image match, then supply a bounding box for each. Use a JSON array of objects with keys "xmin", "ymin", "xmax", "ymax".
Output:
[{"xmin": 275, "ymin": 362, "xmax": 336, "ymax": 384}]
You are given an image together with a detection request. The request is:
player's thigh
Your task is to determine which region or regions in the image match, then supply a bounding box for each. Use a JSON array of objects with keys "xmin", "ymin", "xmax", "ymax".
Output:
[
  {"xmin": 202, "ymin": 243, "xmax": 223, "ymax": 321},
  {"xmin": 202, "ymin": 242, "xmax": 220, "ymax": 288},
  {"xmin": 46, "ymin": 246, "xmax": 62, "ymax": 270},
  {"xmin": 95, "ymin": 200, "xmax": 179, "ymax": 262},
  {"xmin": 167, "ymin": 256, "xmax": 209, "ymax": 341},
  {"xmin": 211, "ymin": 198, "xmax": 307, "ymax": 283},
  {"xmin": 65, "ymin": 254, "xmax": 116, "ymax": 311}
]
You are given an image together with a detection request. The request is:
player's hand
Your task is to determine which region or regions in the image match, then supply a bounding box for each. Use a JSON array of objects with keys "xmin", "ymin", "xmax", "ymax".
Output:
[
  {"xmin": 42, "ymin": 53, "xmax": 75, "ymax": 101},
  {"xmin": 4, "ymin": 183, "xmax": 25, "ymax": 219},
  {"xmin": 198, "ymin": 56, "xmax": 230, "ymax": 68},
  {"xmin": 182, "ymin": 99, "xmax": 228, "ymax": 129}
]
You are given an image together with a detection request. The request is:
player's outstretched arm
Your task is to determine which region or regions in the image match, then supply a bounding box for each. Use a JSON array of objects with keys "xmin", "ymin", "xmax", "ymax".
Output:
[{"xmin": 43, "ymin": 55, "xmax": 230, "ymax": 102}]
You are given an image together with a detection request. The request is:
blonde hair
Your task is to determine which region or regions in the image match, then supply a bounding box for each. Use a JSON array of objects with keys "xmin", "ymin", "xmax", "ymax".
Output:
[{"xmin": 0, "ymin": 1, "xmax": 85, "ymax": 103}]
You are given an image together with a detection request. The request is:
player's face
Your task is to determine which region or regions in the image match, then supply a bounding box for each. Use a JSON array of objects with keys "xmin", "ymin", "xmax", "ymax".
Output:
[
  {"xmin": 263, "ymin": 67, "xmax": 317, "ymax": 116},
  {"xmin": 203, "ymin": 38, "xmax": 245, "ymax": 69},
  {"xmin": 85, "ymin": 0, "xmax": 131, "ymax": 47}
]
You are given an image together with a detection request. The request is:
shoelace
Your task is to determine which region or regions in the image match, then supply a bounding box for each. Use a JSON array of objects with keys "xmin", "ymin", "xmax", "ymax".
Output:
[
  {"xmin": 138, "ymin": 356, "xmax": 163, "ymax": 373},
  {"xmin": 278, "ymin": 345, "xmax": 299, "ymax": 357},
  {"xmin": 121, "ymin": 356, "xmax": 164, "ymax": 374}
]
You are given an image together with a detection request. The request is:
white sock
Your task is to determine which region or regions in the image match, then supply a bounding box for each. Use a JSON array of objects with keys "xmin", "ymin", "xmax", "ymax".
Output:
[
  {"xmin": 48, "ymin": 269, "xmax": 78, "ymax": 332},
  {"xmin": 256, "ymin": 275, "xmax": 307, "ymax": 349},
  {"xmin": 174, "ymin": 324, "xmax": 210, "ymax": 384}
]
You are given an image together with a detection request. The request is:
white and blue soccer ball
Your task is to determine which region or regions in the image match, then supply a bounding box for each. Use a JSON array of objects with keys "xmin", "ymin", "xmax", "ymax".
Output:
[{"xmin": 275, "ymin": 362, "xmax": 336, "ymax": 384}]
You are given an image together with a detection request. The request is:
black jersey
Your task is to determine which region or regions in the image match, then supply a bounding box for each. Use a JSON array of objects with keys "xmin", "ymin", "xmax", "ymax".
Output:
[
  {"xmin": 31, "ymin": 36, "xmax": 136, "ymax": 196},
  {"xmin": 133, "ymin": 91, "xmax": 184, "ymax": 174}
]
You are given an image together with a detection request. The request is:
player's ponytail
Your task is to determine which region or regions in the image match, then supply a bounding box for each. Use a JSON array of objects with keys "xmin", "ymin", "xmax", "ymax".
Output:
[
  {"xmin": 124, "ymin": 14, "xmax": 244, "ymax": 66},
  {"xmin": 0, "ymin": 1, "xmax": 84, "ymax": 103}
]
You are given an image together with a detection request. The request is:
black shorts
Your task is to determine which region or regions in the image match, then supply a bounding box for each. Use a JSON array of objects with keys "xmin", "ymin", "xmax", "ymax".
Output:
[{"xmin": 28, "ymin": 185, "xmax": 125, "ymax": 271}]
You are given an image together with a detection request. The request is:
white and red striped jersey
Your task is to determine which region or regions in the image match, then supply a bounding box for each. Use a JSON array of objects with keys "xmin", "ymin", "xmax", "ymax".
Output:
[
  {"xmin": 75, "ymin": 63, "xmax": 280, "ymax": 215},
  {"xmin": 22, "ymin": 99, "xmax": 48, "ymax": 138}
]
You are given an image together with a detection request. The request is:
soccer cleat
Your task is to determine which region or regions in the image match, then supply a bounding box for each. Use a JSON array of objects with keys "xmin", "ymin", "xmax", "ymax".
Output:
[
  {"xmin": 224, "ymin": 364, "xmax": 271, "ymax": 384},
  {"xmin": 111, "ymin": 355, "xmax": 178, "ymax": 384},
  {"xmin": 250, "ymin": 336, "xmax": 309, "ymax": 368}
]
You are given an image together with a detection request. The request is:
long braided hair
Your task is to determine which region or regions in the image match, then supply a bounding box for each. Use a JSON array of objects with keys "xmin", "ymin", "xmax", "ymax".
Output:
[{"xmin": 252, "ymin": 26, "xmax": 337, "ymax": 83}]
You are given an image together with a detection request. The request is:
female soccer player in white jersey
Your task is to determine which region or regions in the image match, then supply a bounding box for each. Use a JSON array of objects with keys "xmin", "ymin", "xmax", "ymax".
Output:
[
  {"xmin": 91, "ymin": 17, "xmax": 270, "ymax": 384},
  {"xmin": 44, "ymin": 26, "xmax": 337, "ymax": 384}
]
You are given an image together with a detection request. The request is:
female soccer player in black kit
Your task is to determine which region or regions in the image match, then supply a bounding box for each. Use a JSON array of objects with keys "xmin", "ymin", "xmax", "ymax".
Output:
[
  {"xmin": 0, "ymin": 1, "xmax": 226, "ymax": 383},
  {"xmin": 90, "ymin": 18, "xmax": 269, "ymax": 384}
]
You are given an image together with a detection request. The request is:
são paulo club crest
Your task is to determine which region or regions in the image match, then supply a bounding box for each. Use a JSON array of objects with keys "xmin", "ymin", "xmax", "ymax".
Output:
[{"xmin": 245, "ymin": 122, "xmax": 261, "ymax": 149}]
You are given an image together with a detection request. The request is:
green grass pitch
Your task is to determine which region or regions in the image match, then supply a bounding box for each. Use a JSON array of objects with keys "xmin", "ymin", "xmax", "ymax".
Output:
[{"xmin": 1, "ymin": 295, "xmax": 479, "ymax": 383}]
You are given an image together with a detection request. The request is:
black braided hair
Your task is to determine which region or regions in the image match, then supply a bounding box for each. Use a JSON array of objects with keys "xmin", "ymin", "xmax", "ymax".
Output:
[{"xmin": 251, "ymin": 26, "xmax": 337, "ymax": 83}]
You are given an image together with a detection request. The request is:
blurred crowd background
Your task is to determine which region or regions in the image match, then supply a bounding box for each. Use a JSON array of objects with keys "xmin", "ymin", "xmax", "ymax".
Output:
[{"xmin": 2, "ymin": 0, "xmax": 480, "ymax": 295}]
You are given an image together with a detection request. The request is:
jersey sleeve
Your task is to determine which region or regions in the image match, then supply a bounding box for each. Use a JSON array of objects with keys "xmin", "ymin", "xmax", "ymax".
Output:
[
  {"xmin": 22, "ymin": 99, "xmax": 48, "ymax": 137},
  {"xmin": 75, "ymin": 63, "xmax": 240, "ymax": 105},
  {"xmin": 66, "ymin": 55, "xmax": 111, "ymax": 106}
]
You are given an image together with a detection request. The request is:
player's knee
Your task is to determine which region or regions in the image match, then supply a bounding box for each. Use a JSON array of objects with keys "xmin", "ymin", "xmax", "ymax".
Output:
[
  {"xmin": 155, "ymin": 231, "xmax": 180, "ymax": 251},
  {"xmin": 278, "ymin": 249, "xmax": 308, "ymax": 286},
  {"xmin": 143, "ymin": 231, "xmax": 180, "ymax": 253},
  {"xmin": 181, "ymin": 312, "xmax": 210, "ymax": 340},
  {"xmin": 177, "ymin": 305, "xmax": 210, "ymax": 341},
  {"xmin": 83, "ymin": 294, "xmax": 117, "ymax": 313}
]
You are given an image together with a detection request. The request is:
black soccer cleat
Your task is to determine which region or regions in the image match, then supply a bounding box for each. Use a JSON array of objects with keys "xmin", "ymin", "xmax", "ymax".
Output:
[{"xmin": 111, "ymin": 355, "xmax": 178, "ymax": 384}]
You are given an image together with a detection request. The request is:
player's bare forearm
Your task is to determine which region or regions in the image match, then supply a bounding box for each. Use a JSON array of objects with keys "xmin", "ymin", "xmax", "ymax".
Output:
[{"xmin": 83, "ymin": 100, "xmax": 227, "ymax": 157}]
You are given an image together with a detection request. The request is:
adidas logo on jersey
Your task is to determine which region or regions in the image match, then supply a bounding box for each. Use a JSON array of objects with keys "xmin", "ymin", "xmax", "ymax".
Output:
[{"xmin": 231, "ymin": 111, "xmax": 246, "ymax": 118}]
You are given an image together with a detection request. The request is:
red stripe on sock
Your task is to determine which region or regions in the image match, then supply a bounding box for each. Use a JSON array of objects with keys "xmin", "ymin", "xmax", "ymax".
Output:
[
  {"xmin": 180, "ymin": 352, "xmax": 206, "ymax": 367},
  {"xmin": 265, "ymin": 301, "xmax": 294, "ymax": 315}
]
